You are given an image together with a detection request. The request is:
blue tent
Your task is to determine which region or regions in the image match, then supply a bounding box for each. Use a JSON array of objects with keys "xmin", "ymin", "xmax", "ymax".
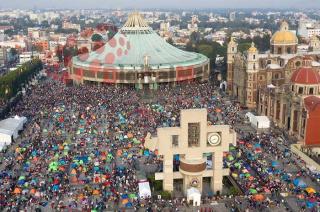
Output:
[
  {"xmin": 52, "ymin": 184, "xmax": 60, "ymax": 191},
  {"xmin": 271, "ymin": 161, "xmax": 280, "ymax": 167},
  {"xmin": 306, "ymin": 201, "xmax": 315, "ymax": 208},
  {"xmin": 125, "ymin": 202, "xmax": 133, "ymax": 208},
  {"xmin": 121, "ymin": 194, "xmax": 128, "ymax": 199},
  {"xmin": 293, "ymin": 178, "xmax": 307, "ymax": 188}
]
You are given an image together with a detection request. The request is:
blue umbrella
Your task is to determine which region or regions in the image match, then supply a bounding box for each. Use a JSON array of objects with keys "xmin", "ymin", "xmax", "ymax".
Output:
[
  {"xmin": 271, "ymin": 161, "xmax": 280, "ymax": 167},
  {"xmin": 121, "ymin": 194, "xmax": 128, "ymax": 199},
  {"xmin": 125, "ymin": 202, "xmax": 133, "ymax": 208},
  {"xmin": 306, "ymin": 201, "xmax": 315, "ymax": 208},
  {"xmin": 52, "ymin": 184, "xmax": 59, "ymax": 191},
  {"xmin": 293, "ymin": 178, "xmax": 307, "ymax": 188}
]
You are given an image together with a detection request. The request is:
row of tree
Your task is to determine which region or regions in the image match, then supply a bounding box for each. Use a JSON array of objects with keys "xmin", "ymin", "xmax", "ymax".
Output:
[{"xmin": 0, "ymin": 59, "xmax": 43, "ymax": 100}]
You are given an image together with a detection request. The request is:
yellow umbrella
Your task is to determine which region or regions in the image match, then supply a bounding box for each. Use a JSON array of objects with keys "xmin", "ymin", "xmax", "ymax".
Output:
[{"xmin": 306, "ymin": 187, "xmax": 316, "ymax": 194}]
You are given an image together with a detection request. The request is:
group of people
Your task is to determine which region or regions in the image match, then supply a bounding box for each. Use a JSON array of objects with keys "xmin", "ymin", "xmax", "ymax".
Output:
[
  {"xmin": 1, "ymin": 72, "xmax": 319, "ymax": 211},
  {"xmin": 225, "ymin": 129, "xmax": 320, "ymax": 211},
  {"xmin": 0, "ymin": 77, "xmax": 242, "ymax": 211}
]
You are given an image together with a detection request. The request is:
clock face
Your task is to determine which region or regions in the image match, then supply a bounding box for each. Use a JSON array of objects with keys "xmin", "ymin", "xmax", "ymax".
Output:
[{"xmin": 208, "ymin": 133, "xmax": 221, "ymax": 146}]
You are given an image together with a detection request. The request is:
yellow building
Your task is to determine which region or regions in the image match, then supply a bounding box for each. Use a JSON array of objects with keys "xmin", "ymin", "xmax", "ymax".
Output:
[{"xmin": 145, "ymin": 109, "xmax": 236, "ymax": 196}]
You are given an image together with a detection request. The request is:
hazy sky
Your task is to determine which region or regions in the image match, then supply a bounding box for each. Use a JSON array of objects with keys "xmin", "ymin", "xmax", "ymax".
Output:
[{"xmin": 0, "ymin": 0, "xmax": 319, "ymax": 9}]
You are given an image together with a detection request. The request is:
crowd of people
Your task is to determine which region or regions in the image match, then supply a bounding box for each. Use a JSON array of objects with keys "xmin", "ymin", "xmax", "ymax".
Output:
[
  {"xmin": 225, "ymin": 130, "xmax": 320, "ymax": 211},
  {"xmin": 0, "ymin": 78, "xmax": 242, "ymax": 211},
  {"xmin": 0, "ymin": 74, "xmax": 319, "ymax": 211}
]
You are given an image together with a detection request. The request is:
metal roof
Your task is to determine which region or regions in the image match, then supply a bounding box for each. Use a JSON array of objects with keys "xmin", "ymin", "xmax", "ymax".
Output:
[{"xmin": 73, "ymin": 12, "xmax": 208, "ymax": 70}]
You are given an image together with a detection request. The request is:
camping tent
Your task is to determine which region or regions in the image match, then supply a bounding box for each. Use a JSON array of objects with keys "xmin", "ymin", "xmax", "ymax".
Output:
[
  {"xmin": 0, "ymin": 116, "xmax": 27, "ymax": 150},
  {"xmin": 247, "ymin": 114, "xmax": 270, "ymax": 129},
  {"xmin": 138, "ymin": 180, "xmax": 151, "ymax": 199},
  {"xmin": 187, "ymin": 187, "xmax": 201, "ymax": 206}
]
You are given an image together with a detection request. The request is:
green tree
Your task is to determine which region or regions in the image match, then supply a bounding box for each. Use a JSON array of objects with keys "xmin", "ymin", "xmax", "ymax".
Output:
[{"xmin": 91, "ymin": 33, "xmax": 103, "ymax": 42}]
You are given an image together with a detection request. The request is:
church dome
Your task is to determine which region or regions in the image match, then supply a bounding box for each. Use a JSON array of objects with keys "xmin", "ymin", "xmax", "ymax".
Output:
[
  {"xmin": 271, "ymin": 31, "xmax": 298, "ymax": 45},
  {"xmin": 271, "ymin": 21, "xmax": 298, "ymax": 45},
  {"xmin": 291, "ymin": 67, "xmax": 320, "ymax": 85}
]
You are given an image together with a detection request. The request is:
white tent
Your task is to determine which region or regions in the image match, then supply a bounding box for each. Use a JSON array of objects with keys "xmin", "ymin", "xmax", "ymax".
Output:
[
  {"xmin": 245, "ymin": 112, "xmax": 255, "ymax": 122},
  {"xmin": 251, "ymin": 116, "xmax": 270, "ymax": 129},
  {"xmin": 138, "ymin": 180, "xmax": 151, "ymax": 199},
  {"xmin": 187, "ymin": 187, "xmax": 201, "ymax": 206},
  {"xmin": 0, "ymin": 116, "xmax": 27, "ymax": 150}
]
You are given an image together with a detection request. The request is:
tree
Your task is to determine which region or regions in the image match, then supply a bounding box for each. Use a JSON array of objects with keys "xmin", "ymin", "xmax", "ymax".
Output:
[{"xmin": 91, "ymin": 33, "xmax": 103, "ymax": 42}]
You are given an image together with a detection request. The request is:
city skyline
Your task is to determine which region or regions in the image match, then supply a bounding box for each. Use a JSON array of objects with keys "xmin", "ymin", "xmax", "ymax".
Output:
[{"xmin": 0, "ymin": 0, "xmax": 319, "ymax": 9}]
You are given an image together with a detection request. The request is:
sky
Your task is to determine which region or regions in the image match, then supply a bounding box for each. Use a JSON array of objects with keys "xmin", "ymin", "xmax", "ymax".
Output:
[{"xmin": 0, "ymin": 0, "xmax": 319, "ymax": 9}]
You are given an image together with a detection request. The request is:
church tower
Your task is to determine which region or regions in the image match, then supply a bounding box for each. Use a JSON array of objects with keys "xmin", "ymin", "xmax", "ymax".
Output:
[
  {"xmin": 310, "ymin": 35, "xmax": 320, "ymax": 51},
  {"xmin": 227, "ymin": 37, "xmax": 238, "ymax": 94},
  {"xmin": 246, "ymin": 42, "xmax": 259, "ymax": 108}
]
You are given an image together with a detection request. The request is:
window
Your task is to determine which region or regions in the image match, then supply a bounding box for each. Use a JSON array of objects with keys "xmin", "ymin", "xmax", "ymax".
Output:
[
  {"xmin": 253, "ymin": 55, "xmax": 256, "ymax": 60},
  {"xmin": 267, "ymin": 60, "xmax": 271, "ymax": 65},
  {"xmin": 172, "ymin": 135, "xmax": 179, "ymax": 147},
  {"xmin": 278, "ymin": 47, "xmax": 282, "ymax": 54},
  {"xmin": 275, "ymin": 73, "xmax": 279, "ymax": 79},
  {"xmin": 287, "ymin": 47, "xmax": 291, "ymax": 54},
  {"xmin": 295, "ymin": 61, "xmax": 301, "ymax": 67},
  {"xmin": 292, "ymin": 85, "xmax": 294, "ymax": 91},
  {"xmin": 188, "ymin": 123, "xmax": 200, "ymax": 147},
  {"xmin": 253, "ymin": 63, "xmax": 256, "ymax": 70},
  {"xmin": 232, "ymin": 47, "xmax": 234, "ymax": 51},
  {"xmin": 259, "ymin": 76, "xmax": 263, "ymax": 81},
  {"xmin": 310, "ymin": 87, "xmax": 314, "ymax": 95},
  {"xmin": 298, "ymin": 87, "xmax": 304, "ymax": 94}
]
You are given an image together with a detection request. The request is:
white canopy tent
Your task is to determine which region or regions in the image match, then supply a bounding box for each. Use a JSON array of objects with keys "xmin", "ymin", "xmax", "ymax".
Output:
[
  {"xmin": 245, "ymin": 112, "xmax": 270, "ymax": 129},
  {"xmin": 138, "ymin": 180, "xmax": 151, "ymax": 199},
  {"xmin": 252, "ymin": 116, "xmax": 270, "ymax": 129},
  {"xmin": 187, "ymin": 187, "xmax": 201, "ymax": 206},
  {"xmin": 0, "ymin": 116, "xmax": 27, "ymax": 150}
]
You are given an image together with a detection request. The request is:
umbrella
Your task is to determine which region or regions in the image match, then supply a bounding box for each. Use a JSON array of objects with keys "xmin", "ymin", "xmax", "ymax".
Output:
[
  {"xmin": 92, "ymin": 190, "xmax": 100, "ymax": 195},
  {"xmin": 122, "ymin": 199, "xmax": 129, "ymax": 205},
  {"xmin": 305, "ymin": 187, "xmax": 316, "ymax": 194},
  {"xmin": 13, "ymin": 187, "xmax": 22, "ymax": 194},
  {"xmin": 129, "ymin": 193, "xmax": 136, "ymax": 199},
  {"xmin": 253, "ymin": 194, "xmax": 265, "ymax": 201},
  {"xmin": 125, "ymin": 202, "xmax": 133, "ymax": 207},
  {"xmin": 293, "ymin": 178, "xmax": 307, "ymax": 188},
  {"xmin": 227, "ymin": 155, "xmax": 234, "ymax": 161},
  {"xmin": 249, "ymin": 188, "xmax": 257, "ymax": 194},
  {"xmin": 271, "ymin": 161, "xmax": 280, "ymax": 167},
  {"xmin": 121, "ymin": 194, "xmax": 129, "ymax": 199}
]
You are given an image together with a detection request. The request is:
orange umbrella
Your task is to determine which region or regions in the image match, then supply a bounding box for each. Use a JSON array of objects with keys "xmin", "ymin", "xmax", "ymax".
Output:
[
  {"xmin": 117, "ymin": 150, "xmax": 122, "ymax": 156},
  {"xmin": 92, "ymin": 189, "xmax": 100, "ymax": 195},
  {"xmin": 253, "ymin": 194, "xmax": 265, "ymax": 201},
  {"xmin": 127, "ymin": 133, "xmax": 133, "ymax": 138},
  {"xmin": 13, "ymin": 187, "xmax": 22, "ymax": 194},
  {"xmin": 59, "ymin": 166, "xmax": 65, "ymax": 172},
  {"xmin": 71, "ymin": 169, "xmax": 77, "ymax": 175},
  {"xmin": 30, "ymin": 188, "xmax": 36, "ymax": 194},
  {"xmin": 122, "ymin": 199, "xmax": 129, "ymax": 204},
  {"xmin": 78, "ymin": 193, "xmax": 84, "ymax": 200}
]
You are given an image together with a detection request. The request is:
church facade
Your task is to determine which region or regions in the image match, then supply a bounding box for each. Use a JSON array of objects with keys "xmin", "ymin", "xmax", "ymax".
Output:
[{"xmin": 227, "ymin": 21, "xmax": 320, "ymax": 146}]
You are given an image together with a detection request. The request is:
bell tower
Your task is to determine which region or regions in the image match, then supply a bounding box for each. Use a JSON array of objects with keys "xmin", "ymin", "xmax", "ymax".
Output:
[
  {"xmin": 246, "ymin": 42, "xmax": 259, "ymax": 109},
  {"xmin": 227, "ymin": 37, "xmax": 238, "ymax": 94}
]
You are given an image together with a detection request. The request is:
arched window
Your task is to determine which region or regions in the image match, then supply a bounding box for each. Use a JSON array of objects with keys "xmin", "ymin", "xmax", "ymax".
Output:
[
  {"xmin": 253, "ymin": 54, "xmax": 256, "ymax": 60},
  {"xmin": 253, "ymin": 63, "xmax": 256, "ymax": 70},
  {"xmin": 287, "ymin": 47, "xmax": 291, "ymax": 54},
  {"xmin": 278, "ymin": 47, "xmax": 282, "ymax": 54},
  {"xmin": 298, "ymin": 87, "xmax": 303, "ymax": 94},
  {"xmin": 310, "ymin": 87, "xmax": 314, "ymax": 95}
]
